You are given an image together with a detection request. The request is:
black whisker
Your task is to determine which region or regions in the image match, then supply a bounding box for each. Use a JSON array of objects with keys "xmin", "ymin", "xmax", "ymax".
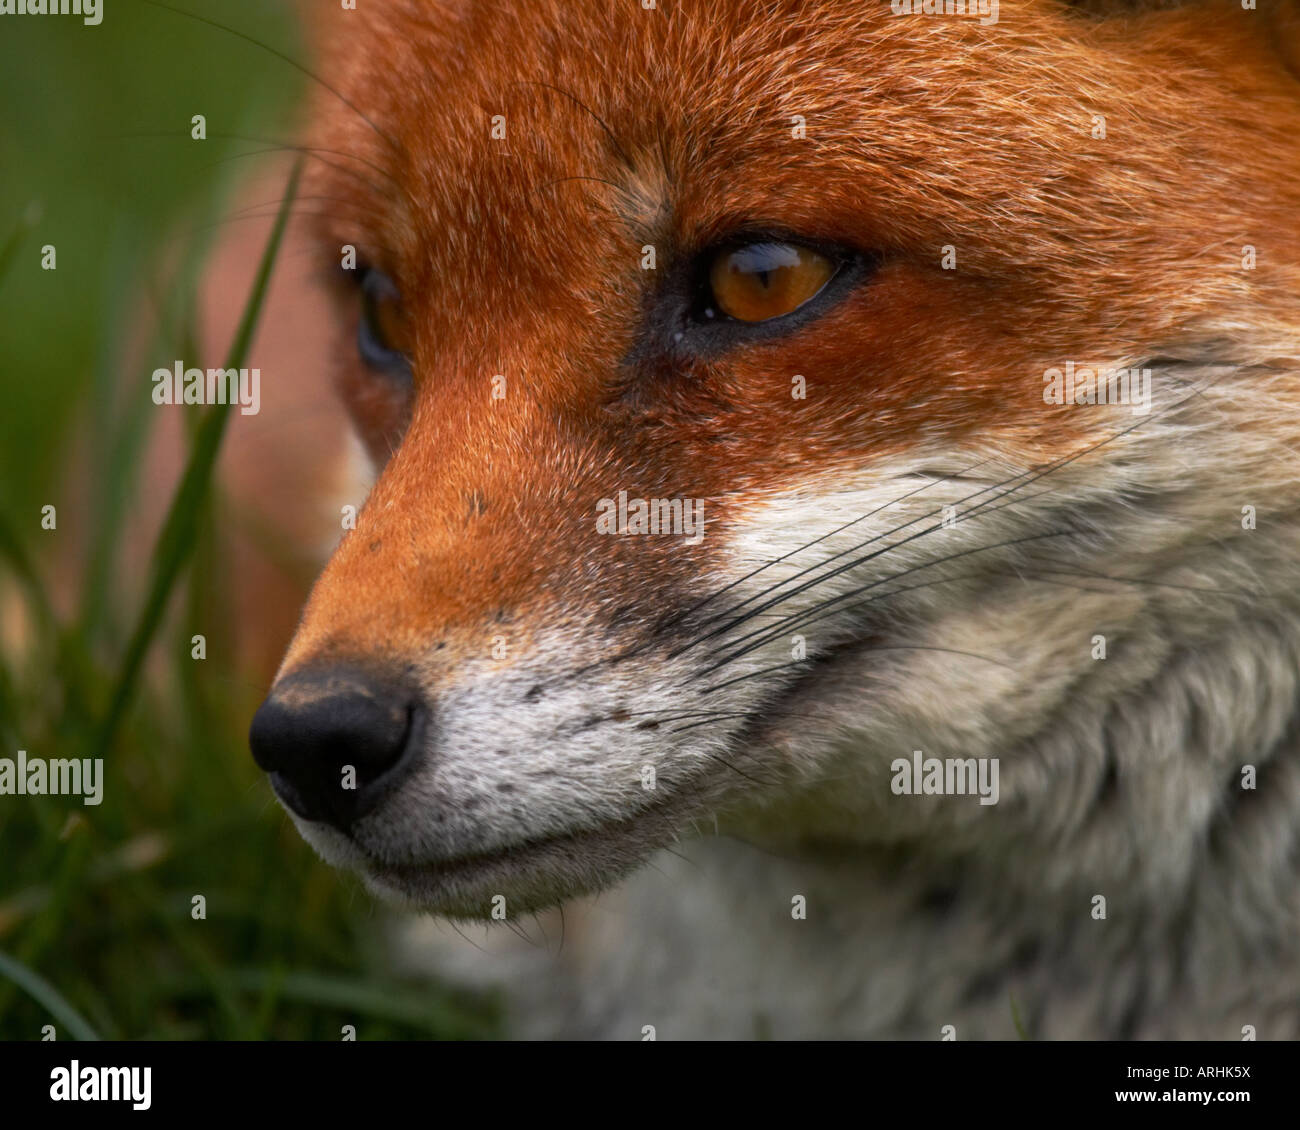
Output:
[{"xmin": 697, "ymin": 529, "xmax": 1074, "ymax": 678}]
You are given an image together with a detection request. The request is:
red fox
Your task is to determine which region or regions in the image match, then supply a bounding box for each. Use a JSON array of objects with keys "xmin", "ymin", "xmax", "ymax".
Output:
[{"xmin": 248, "ymin": 0, "xmax": 1300, "ymax": 1038}]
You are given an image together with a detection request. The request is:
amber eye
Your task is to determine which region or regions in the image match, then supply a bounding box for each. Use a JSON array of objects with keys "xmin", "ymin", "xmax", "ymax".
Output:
[
  {"xmin": 706, "ymin": 242, "xmax": 836, "ymax": 323},
  {"xmin": 357, "ymin": 267, "xmax": 412, "ymax": 375}
]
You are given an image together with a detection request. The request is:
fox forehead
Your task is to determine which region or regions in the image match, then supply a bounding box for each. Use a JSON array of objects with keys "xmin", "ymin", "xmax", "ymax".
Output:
[
  {"xmin": 313, "ymin": 0, "xmax": 1295, "ymax": 289},
  {"xmin": 311, "ymin": 0, "xmax": 1296, "ymax": 376}
]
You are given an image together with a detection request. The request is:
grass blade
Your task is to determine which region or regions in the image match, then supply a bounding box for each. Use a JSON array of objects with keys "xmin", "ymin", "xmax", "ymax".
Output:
[
  {"xmin": 91, "ymin": 158, "xmax": 303, "ymax": 761},
  {"xmin": 0, "ymin": 949, "xmax": 102, "ymax": 1041}
]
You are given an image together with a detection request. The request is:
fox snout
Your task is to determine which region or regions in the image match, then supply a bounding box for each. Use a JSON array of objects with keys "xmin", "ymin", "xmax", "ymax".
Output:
[{"xmin": 249, "ymin": 666, "xmax": 422, "ymax": 832}]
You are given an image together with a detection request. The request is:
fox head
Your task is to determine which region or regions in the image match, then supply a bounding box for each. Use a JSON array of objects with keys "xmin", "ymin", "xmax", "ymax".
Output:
[{"xmin": 249, "ymin": 0, "xmax": 1300, "ymax": 920}]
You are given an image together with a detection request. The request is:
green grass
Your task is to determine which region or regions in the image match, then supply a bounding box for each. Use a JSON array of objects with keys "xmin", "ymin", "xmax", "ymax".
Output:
[{"xmin": 0, "ymin": 0, "xmax": 501, "ymax": 1041}]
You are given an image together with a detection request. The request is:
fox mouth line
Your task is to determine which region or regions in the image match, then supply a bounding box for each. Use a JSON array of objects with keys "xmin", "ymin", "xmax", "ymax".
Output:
[
  {"xmin": 329, "ymin": 623, "xmax": 899, "ymax": 915},
  {"xmin": 353, "ymin": 774, "xmax": 712, "ymax": 913},
  {"xmin": 361, "ymin": 659, "xmax": 867, "ymax": 889}
]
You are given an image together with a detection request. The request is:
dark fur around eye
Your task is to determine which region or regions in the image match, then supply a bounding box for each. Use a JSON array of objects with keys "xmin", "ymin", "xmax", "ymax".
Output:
[{"xmin": 355, "ymin": 266, "xmax": 412, "ymax": 380}]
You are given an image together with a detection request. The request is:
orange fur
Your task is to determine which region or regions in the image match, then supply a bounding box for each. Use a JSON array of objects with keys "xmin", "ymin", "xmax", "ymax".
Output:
[{"xmin": 282, "ymin": 0, "xmax": 1300, "ymax": 677}]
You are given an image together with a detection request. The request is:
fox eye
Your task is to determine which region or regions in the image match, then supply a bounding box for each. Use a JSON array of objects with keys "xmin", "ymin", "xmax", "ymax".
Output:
[
  {"xmin": 706, "ymin": 242, "xmax": 836, "ymax": 323},
  {"xmin": 356, "ymin": 267, "xmax": 412, "ymax": 375}
]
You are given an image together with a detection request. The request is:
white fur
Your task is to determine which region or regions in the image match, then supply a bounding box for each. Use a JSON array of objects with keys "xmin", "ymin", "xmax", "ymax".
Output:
[{"xmin": 342, "ymin": 364, "xmax": 1300, "ymax": 1038}]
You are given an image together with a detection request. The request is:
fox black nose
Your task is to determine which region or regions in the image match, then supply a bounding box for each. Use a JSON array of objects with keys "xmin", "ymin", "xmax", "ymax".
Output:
[{"xmin": 249, "ymin": 667, "xmax": 420, "ymax": 831}]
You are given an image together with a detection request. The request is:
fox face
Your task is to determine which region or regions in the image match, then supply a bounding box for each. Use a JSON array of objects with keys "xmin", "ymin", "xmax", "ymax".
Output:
[{"xmin": 250, "ymin": 0, "xmax": 1300, "ymax": 922}]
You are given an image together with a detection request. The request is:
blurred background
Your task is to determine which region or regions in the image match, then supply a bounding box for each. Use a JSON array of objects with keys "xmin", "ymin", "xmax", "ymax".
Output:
[{"xmin": 0, "ymin": 0, "xmax": 499, "ymax": 1039}]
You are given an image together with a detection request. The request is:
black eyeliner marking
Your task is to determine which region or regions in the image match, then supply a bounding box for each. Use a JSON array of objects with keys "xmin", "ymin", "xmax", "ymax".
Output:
[
  {"xmin": 355, "ymin": 266, "xmax": 414, "ymax": 381},
  {"xmin": 626, "ymin": 232, "xmax": 878, "ymax": 371}
]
